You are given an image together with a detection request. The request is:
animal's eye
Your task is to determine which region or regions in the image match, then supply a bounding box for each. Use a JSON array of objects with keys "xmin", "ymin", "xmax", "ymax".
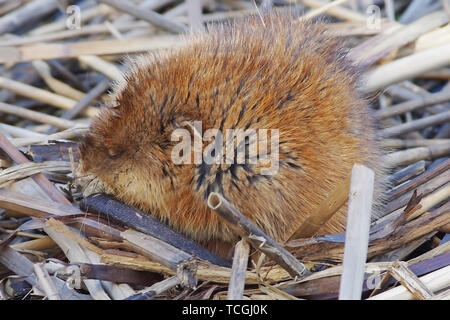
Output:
[{"xmin": 107, "ymin": 148, "xmax": 122, "ymax": 159}]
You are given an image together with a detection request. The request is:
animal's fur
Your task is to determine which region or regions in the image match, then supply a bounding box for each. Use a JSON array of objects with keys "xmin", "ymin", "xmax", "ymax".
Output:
[{"xmin": 77, "ymin": 12, "xmax": 387, "ymax": 258}]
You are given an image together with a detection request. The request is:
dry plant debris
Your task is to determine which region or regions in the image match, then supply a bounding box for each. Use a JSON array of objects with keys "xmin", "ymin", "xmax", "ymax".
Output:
[{"xmin": 0, "ymin": 0, "xmax": 449, "ymax": 301}]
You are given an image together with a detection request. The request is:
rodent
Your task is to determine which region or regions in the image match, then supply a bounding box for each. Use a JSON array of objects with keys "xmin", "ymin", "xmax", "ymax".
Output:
[{"xmin": 76, "ymin": 12, "xmax": 386, "ymax": 258}]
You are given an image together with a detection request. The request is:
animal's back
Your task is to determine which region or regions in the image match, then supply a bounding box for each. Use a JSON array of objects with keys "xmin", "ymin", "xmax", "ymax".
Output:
[{"xmin": 77, "ymin": 12, "xmax": 385, "ymax": 257}]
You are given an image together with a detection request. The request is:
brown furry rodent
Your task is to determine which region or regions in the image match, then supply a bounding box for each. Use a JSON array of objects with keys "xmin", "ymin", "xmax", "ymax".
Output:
[{"xmin": 76, "ymin": 12, "xmax": 385, "ymax": 257}]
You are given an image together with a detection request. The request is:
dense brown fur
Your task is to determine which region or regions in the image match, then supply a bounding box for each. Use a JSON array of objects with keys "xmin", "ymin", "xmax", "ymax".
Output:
[{"xmin": 77, "ymin": 12, "xmax": 385, "ymax": 258}]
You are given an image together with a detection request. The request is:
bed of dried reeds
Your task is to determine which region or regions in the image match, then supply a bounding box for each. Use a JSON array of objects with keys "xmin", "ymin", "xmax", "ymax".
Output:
[{"xmin": 0, "ymin": 0, "xmax": 448, "ymax": 301}]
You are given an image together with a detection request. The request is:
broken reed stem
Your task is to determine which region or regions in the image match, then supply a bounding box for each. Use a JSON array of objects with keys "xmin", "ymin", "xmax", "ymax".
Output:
[
  {"xmin": 98, "ymin": 0, "xmax": 187, "ymax": 34},
  {"xmin": 186, "ymin": 0, "xmax": 204, "ymax": 31},
  {"xmin": 382, "ymin": 139, "xmax": 449, "ymax": 149},
  {"xmin": 0, "ymin": 246, "xmax": 89, "ymax": 300},
  {"xmin": 100, "ymin": 252, "xmax": 291, "ymax": 284},
  {"xmin": 383, "ymin": 141, "xmax": 450, "ymax": 167},
  {"xmin": 29, "ymin": 4, "xmax": 113, "ymax": 35},
  {"xmin": 385, "ymin": 158, "xmax": 450, "ymax": 201},
  {"xmin": 121, "ymin": 229, "xmax": 194, "ymax": 272},
  {"xmin": 0, "ymin": 189, "xmax": 81, "ymax": 218},
  {"xmin": 227, "ymin": 239, "xmax": 250, "ymax": 300},
  {"xmin": 120, "ymin": 229, "xmax": 198, "ymax": 290},
  {"xmin": 430, "ymin": 289, "xmax": 450, "ymax": 300},
  {"xmin": 380, "ymin": 169, "xmax": 449, "ymax": 220},
  {"xmin": 42, "ymin": 227, "xmax": 112, "ymax": 300},
  {"xmin": 207, "ymin": 192, "xmax": 308, "ymax": 279},
  {"xmin": 82, "ymin": 193, "xmax": 230, "ymax": 267},
  {"xmin": 384, "ymin": 160, "xmax": 426, "ymax": 186},
  {"xmin": 11, "ymin": 236, "xmax": 56, "ymax": 251},
  {"xmin": 0, "ymin": 101, "xmax": 80, "ymax": 129},
  {"xmin": 350, "ymin": 10, "xmax": 449, "ymax": 67},
  {"xmin": 0, "ymin": 0, "xmax": 58, "ymax": 34},
  {"xmin": 288, "ymin": 173, "xmax": 351, "ymax": 240},
  {"xmin": 0, "ymin": 36, "xmax": 181, "ymax": 64},
  {"xmin": 33, "ymin": 262, "xmax": 61, "ymax": 300},
  {"xmin": 363, "ymin": 43, "xmax": 450, "ymax": 92},
  {"xmin": 339, "ymin": 164, "xmax": 375, "ymax": 300},
  {"xmin": 126, "ymin": 276, "xmax": 181, "ymax": 300},
  {"xmin": 0, "ymin": 161, "xmax": 71, "ymax": 186},
  {"xmin": 0, "ymin": 76, "xmax": 98, "ymax": 118},
  {"xmin": 376, "ymin": 88, "xmax": 450, "ymax": 119},
  {"xmin": 380, "ymin": 111, "xmax": 450, "ymax": 138},
  {"xmin": 0, "ymin": 122, "xmax": 46, "ymax": 138},
  {"xmin": 0, "ymin": 1, "xmax": 448, "ymax": 302},
  {"xmin": 302, "ymin": 0, "xmax": 350, "ymax": 20},
  {"xmin": 402, "ymin": 182, "xmax": 450, "ymax": 221},
  {"xmin": 301, "ymin": 0, "xmax": 366, "ymax": 22},
  {"xmin": 369, "ymin": 265, "xmax": 450, "ymax": 300},
  {"xmin": 46, "ymin": 79, "xmax": 110, "ymax": 134},
  {"xmin": 0, "ymin": 21, "xmax": 149, "ymax": 47},
  {"xmin": 32, "ymin": 60, "xmax": 86, "ymax": 101},
  {"xmin": 389, "ymin": 261, "xmax": 434, "ymax": 300},
  {"xmin": 46, "ymin": 218, "xmax": 105, "ymax": 255},
  {"xmin": 0, "ymin": 132, "xmax": 71, "ymax": 205},
  {"xmin": 370, "ymin": 203, "xmax": 450, "ymax": 259},
  {"xmin": 11, "ymin": 125, "xmax": 89, "ymax": 147},
  {"xmin": 78, "ymin": 55, "xmax": 122, "ymax": 81},
  {"xmin": 419, "ymin": 68, "xmax": 450, "ymax": 80}
]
